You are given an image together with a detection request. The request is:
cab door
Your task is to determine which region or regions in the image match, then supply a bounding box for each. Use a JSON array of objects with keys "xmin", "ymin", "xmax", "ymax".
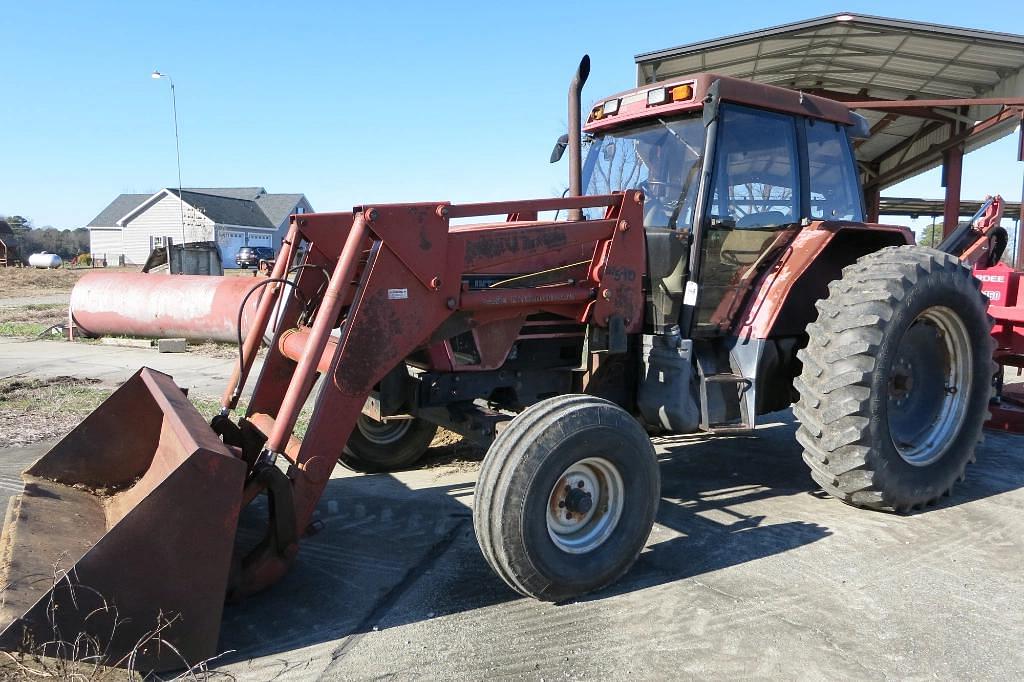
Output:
[{"xmin": 694, "ymin": 104, "xmax": 803, "ymax": 335}]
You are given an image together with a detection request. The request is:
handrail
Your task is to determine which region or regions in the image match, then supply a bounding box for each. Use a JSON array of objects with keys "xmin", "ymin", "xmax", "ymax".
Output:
[{"xmin": 446, "ymin": 193, "xmax": 628, "ymax": 219}]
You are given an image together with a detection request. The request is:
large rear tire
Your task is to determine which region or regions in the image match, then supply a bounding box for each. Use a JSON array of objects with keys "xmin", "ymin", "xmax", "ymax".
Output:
[
  {"xmin": 474, "ymin": 395, "xmax": 659, "ymax": 601},
  {"xmin": 795, "ymin": 246, "xmax": 994, "ymax": 511},
  {"xmin": 340, "ymin": 415, "xmax": 438, "ymax": 473}
]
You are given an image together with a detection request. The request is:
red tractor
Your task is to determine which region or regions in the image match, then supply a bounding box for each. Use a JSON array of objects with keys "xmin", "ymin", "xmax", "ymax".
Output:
[{"xmin": 0, "ymin": 57, "xmax": 1008, "ymax": 669}]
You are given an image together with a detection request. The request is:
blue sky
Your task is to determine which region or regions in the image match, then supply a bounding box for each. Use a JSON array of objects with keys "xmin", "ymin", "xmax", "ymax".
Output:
[{"xmin": 1, "ymin": 0, "xmax": 1021, "ymax": 236}]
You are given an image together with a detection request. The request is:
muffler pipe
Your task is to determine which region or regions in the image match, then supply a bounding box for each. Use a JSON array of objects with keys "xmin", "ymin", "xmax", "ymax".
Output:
[{"xmin": 567, "ymin": 54, "xmax": 591, "ymax": 222}]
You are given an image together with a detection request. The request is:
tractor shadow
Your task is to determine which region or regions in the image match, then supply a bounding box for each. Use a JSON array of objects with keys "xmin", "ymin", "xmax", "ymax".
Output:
[{"xmin": 216, "ymin": 410, "xmax": 1024, "ymax": 666}]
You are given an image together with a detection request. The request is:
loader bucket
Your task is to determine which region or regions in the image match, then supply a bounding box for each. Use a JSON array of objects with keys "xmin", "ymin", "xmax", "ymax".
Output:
[{"xmin": 0, "ymin": 368, "xmax": 246, "ymax": 672}]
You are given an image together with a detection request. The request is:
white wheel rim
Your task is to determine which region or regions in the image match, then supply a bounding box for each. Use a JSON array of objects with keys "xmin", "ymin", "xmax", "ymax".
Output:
[{"xmin": 546, "ymin": 457, "xmax": 624, "ymax": 554}]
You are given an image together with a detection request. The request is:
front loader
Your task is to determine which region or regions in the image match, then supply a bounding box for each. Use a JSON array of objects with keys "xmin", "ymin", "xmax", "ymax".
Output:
[{"xmin": 0, "ymin": 58, "xmax": 1014, "ymax": 669}]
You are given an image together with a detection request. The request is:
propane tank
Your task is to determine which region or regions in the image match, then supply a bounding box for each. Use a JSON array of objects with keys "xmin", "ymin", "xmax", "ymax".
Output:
[
  {"xmin": 28, "ymin": 252, "xmax": 63, "ymax": 269},
  {"xmin": 70, "ymin": 272, "xmax": 280, "ymax": 344}
]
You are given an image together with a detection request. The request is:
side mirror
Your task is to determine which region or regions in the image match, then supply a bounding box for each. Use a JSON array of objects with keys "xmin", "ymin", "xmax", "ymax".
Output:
[{"xmin": 550, "ymin": 134, "xmax": 569, "ymax": 163}]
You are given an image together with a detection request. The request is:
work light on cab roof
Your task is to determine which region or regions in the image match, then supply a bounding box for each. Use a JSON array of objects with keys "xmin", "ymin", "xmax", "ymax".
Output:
[{"xmin": 587, "ymin": 79, "xmax": 697, "ymax": 128}]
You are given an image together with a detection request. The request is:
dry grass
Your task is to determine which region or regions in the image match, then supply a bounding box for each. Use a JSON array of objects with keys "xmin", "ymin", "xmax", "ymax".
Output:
[
  {"xmin": 187, "ymin": 342, "xmax": 268, "ymax": 361},
  {"xmin": 0, "ymin": 267, "xmax": 87, "ymax": 297},
  {"xmin": 0, "ymin": 304, "xmax": 68, "ymax": 338},
  {"xmin": 0, "ymin": 377, "xmax": 111, "ymax": 447},
  {"xmin": 0, "ymin": 560, "xmax": 237, "ymax": 679},
  {"xmin": 0, "ymin": 266, "xmax": 137, "ymax": 300}
]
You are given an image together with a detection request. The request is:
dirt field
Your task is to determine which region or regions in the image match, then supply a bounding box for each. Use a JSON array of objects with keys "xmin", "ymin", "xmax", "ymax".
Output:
[
  {"xmin": 0, "ymin": 266, "xmax": 93, "ymax": 299},
  {"xmin": 0, "ymin": 374, "xmax": 471, "ymax": 463},
  {"xmin": 0, "ymin": 376, "xmax": 109, "ymax": 447}
]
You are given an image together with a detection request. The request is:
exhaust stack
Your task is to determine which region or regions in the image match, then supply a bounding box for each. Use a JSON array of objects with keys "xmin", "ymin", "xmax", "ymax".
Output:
[{"xmin": 567, "ymin": 54, "xmax": 591, "ymax": 221}]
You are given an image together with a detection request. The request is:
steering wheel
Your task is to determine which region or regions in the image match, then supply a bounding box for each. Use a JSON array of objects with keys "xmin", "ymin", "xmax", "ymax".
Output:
[{"xmin": 639, "ymin": 180, "xmax": 684, "ymax": 203}]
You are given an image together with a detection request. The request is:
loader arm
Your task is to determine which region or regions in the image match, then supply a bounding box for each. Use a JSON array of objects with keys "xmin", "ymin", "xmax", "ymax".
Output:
[
  {"xmin": 937, "ymin": 194, "xmax": 1007, "ymax": 267},
  {"xmin": 227, "ymin": 193, "xmax": 646, "ymax": 595},
  {"xmin": 0, "ymin": 192, "xmax": 646, "ymax": 668}
]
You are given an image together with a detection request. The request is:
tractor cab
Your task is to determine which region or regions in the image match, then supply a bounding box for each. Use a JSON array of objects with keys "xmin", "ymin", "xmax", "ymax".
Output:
[{"xmin": 581, "ymin": 75, "xmax": 867, "ymax": 336}]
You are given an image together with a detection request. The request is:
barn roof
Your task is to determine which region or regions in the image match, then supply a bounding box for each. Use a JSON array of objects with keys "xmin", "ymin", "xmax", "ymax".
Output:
[{"xmin": 635, "ymin": 13, "xmax": 1024, "ymax": 190}]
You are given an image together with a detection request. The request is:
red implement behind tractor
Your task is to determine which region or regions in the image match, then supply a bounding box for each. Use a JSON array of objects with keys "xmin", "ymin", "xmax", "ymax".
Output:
[
  {"xmin": 0, "ymin": 57, "xmax": 1016, "ymax": 670},
  {"xmin": 975, "ymin": 258, "xmax": 1024, "ymax": 432}
]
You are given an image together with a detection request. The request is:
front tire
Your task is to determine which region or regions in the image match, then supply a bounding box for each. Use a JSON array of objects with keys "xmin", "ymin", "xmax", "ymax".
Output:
[
  {"xmin": 474, "ymin": 395, "xmax": 659, "ymax": 601},
  {"xmin": 795, "ymin": 246, "xmax": 994, "ymax": 511}
]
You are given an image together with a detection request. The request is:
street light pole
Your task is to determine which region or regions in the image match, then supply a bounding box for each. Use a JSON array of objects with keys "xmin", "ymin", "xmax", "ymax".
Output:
[{"xmin": 151, "ymin": 70, "xmax": 185, "ymax": 241}]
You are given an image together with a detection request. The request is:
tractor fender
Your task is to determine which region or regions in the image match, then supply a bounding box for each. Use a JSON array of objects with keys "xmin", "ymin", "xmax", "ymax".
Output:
[{"xmin": 735, "ymin": 222, "xmax": 913, "ymax": 340}]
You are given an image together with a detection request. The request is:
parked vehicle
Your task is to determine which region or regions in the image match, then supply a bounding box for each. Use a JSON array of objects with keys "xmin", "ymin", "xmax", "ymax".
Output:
[
  {"xmin": 235, "ymin": 245, "xmax": 275, "ymax": 269},
  {"xmin": 0, "ymin": 57, "xmax": 1012, "ymax": 670}
]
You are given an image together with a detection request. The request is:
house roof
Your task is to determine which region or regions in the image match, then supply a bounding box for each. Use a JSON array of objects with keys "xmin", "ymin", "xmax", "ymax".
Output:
[
  {"xmin": 256, "ymin": 193, "xmax": 306, "ymax": 228},
  {"xmin": 86, "ymin": 194, "xmax": 151, "ymax": 228},
  {"xmin": 87, "ymin": 188, "xmax": 309, "ymax": 229},
  {"xmin": 167, "ymin": 189, "xmax": 277, "ymax": 228},
  {"xmin": 634, "ymin": 13, "xmax": 1024, "ymax": 190},
  {"xmin": 183, "ymin": 187, "xmax": 266, "ymax": 201}
]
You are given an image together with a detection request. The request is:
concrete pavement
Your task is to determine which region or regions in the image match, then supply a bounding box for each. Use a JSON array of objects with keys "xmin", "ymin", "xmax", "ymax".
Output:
[
  {"xmin": 0, "ymin": 294, "xmax": 68, "ymax": 308},
  {"xmin": 0, "ymin": 338, "xmax": 253, "ymax": 395}
]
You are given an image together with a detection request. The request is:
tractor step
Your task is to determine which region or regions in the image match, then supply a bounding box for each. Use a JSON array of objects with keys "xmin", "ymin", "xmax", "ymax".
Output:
[{"xmin": 698, "ymin": 372, "xmax": 753, "ymax": 433}]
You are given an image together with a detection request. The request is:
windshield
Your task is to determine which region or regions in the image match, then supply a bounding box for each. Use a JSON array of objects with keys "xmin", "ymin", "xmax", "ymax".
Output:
[{"xmin": 581, "ymin": 115, "xmax": 705, "ymax": 229}]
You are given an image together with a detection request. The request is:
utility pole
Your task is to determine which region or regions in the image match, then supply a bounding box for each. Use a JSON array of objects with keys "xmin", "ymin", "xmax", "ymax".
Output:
[{"xmin": 151, "ymin": 70, "xmax": 186, "ymax": 241}]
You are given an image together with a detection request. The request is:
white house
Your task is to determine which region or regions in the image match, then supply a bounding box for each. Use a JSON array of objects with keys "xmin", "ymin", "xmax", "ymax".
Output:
[{"xmin": 86, "ymin": 187, "xmax": 313, "ymax": 265}]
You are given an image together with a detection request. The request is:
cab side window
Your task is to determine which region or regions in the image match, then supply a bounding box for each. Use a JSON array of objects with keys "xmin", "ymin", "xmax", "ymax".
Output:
[
  {"xmin": 710, "ymin": 106, "xmax": 799, "ymax": 229},
  {"xmin": 807, "ymin": 119, "xmax": 864, "ymax": 222}
]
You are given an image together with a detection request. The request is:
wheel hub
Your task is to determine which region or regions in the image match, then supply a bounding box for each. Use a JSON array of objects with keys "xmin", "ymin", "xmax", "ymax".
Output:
[
  {"xmin": 564, "ymin": 486, "xmax": 593, "ymax": 515},
  {"xmin": 546, "ymin": 457, "xmax": 624, "ymax": 554},
  {"xmin": 886, "ymin": 306, "xmax": 972, "ymax": 466}
]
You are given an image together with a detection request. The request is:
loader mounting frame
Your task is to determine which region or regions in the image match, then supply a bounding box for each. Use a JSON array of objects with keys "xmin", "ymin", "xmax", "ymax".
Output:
[{"xmin": 223, "ymin": 191, "xmax": 646, "ymax": 596}]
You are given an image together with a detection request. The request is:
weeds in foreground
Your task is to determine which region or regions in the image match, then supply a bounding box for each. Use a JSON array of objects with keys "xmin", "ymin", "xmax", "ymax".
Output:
[{"xmin": 0, "ymin": 557, "xmax": 235, "ymax": 680}]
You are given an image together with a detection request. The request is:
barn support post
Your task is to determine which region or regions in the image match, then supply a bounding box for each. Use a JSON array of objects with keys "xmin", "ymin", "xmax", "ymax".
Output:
[
  {"xmin": 1017, "ymin": 120, "xmax": 1024, "ymax": 268},
  {"xmin": 942, "ymin": 144, "xmax": 964, "ymax": 238},
  {"xmin": 865, "ymin": 184, "xmax": 881, "ymax": 223}
]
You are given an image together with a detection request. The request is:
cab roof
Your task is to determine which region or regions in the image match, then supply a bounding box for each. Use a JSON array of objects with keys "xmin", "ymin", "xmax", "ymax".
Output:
[{"xmin": 583, "ymin": 73, "xmax": 857, "ymax": 134}]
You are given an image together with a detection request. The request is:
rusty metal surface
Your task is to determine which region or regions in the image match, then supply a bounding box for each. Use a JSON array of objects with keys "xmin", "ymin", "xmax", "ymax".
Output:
[
  {"xmin": 71, "ymin": 272, "xmax": 263, "ymax": 343},
  {"xmin": 585, "ymin": 73, "xmax": 857, "ymax": 134},
  {"xmin": 0, "ymin": 192, "xmax": 648, "ymax": 663},
  {"xmin": 0, "ymin": 368, "xmax": 246, "ymax": 671},
  {"xmin": 735, "ymin": 222, "xmax": 914, "ymax": 340},
  {"xmin": 222, "ymin": 221, "xmax": 298, "ymax": 410}
]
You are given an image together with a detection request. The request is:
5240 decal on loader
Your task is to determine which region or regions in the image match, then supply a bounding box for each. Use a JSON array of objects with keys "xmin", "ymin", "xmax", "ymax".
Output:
[{"xmin": 0, "ymin": 57, "xmax": 1011, "ymax": 669}]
